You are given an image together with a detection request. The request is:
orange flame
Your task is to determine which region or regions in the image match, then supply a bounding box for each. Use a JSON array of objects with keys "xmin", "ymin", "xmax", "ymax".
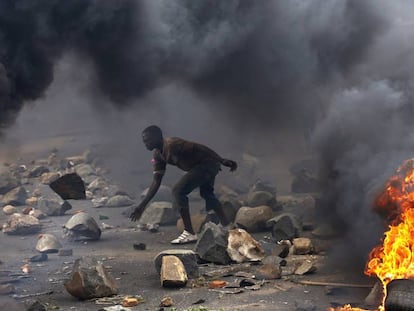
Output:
[
  {"xmin": 327, "ymin": 159, "xmax": 414, "ymax": 311},
  {"xmin": 364, "ymin": 159, "xmax": 414, "ymax": 309}
]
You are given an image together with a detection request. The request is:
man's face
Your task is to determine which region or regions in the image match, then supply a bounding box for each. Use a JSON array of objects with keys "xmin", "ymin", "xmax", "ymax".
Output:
[{"xmin": 142, "ymin": 132, "xmax": 159, "ymax": 151}]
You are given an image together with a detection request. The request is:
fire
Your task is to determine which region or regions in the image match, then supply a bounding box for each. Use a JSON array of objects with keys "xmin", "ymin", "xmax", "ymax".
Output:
[
  {"xmin": 328, "ymin": 159, "xmax": 414, "ymax": 311},
  {"xmin": 364, "ymin": 159, "xmax": 414, "ymax": 309}
]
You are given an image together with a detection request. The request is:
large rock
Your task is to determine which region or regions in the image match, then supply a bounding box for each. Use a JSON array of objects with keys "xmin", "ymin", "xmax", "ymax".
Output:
[
  {"xmin": 64, "ymin": 257, "xmax": 118, "ymax": 300},
  {"xmin": 247, "ymin": 191, "xmax": 277, "ymax": 209},
  {"xmin": 139, "ymin": 201, "xmax": 178, "ymax": 226},
  {"xmin": 49, "ymin": 173, "xmax": 86, "ymax": 200},
  {"xmin": 36, "ymin": 233, "xmax": 62, "ymax": 253},
  {"xmin": 227, "ymin": 229, "xmax": 265, "ymax": 263},
  {"xmin": 37, "ymin": 194, "xmax": 72, "ymax": 216},
  {"xmin": 1, "ymin": 186, "xmax": 28, "ymax": 206},
  {"xmin": 2, "ymin": 205, "xmax": 17, "ymax": 215},
  {"xmin": 154, "ymin": 249, "xmax": 199, "ymax": 279},
  {"xmin": 250, "ymin": 180, "xmax": 277, "ymax": 196},
  {"xmin": 234, "ymin": 205, "xmax": 273, "ymax": 232},
  {"xmin": 2, "ymin": 213, "xmax": 42, "ymax": 235},
  {"xmin": 160, "ymin": 256, "xmax": 187, "ymax": 288},
  {"xmin": 194, "ymin": 222, "xmax": 231, "ymax": 265},
  {"xmin": 267, "ymin": 213, "xmax": 302, "ymax": 241},
  {"xmin": 0, "ymin": 172, "xmax": 20, "ymax": 195},
  {"xmin": 64, "ymin": 212, "xmax": 101, "ymax": 241},
  {"xmin": 220, "ymin": 196, "xmax": 242, "ymax": 223}
]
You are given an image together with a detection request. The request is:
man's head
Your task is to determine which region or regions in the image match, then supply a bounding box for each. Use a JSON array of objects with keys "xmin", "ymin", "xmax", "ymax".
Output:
[{"xmin": 142, "ymin": 125, "xmax": 163, "ymax": 150}]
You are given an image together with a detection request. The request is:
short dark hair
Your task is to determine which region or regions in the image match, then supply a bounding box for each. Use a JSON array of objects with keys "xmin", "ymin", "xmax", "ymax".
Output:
[{"xmin": 142, "ymin": 125, "xmax": 163, "ymax": 138}]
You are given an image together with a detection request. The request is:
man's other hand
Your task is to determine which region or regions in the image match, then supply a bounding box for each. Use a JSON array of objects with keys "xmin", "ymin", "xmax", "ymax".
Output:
[{"xmin": 222, "ymin": 159, "xmax": 237, "ymax": 172}]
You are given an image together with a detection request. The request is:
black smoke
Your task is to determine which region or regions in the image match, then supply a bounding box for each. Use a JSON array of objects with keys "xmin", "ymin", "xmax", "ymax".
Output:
[{"xmin": 1, "ymin": 0, "xmax": 387, "ymax": 129}]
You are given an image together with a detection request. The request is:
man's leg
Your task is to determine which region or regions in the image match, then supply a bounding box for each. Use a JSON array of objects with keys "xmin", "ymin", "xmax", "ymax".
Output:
[
  {"xmin": 172, "ymin": 167, "xmax": 206, "ymax": 235},
  {"xmin": 200, "ymin": 176, "xmax": 230, "ymax": 226}
]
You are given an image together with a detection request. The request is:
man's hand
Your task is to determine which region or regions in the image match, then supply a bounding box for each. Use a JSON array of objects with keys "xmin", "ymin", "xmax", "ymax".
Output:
[
  {"xmin": 130, "ymin": 203, "xmax": 146, "ymax": 222},
  {"xmin": 222, "ymin": 159, "xmax": 237, "ymax": 172}
]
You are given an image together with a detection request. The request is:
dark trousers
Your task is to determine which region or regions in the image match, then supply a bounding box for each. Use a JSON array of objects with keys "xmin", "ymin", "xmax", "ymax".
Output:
[{"xmin": 172, "ymin": 161, "xmax": 228, "ymax": 232}]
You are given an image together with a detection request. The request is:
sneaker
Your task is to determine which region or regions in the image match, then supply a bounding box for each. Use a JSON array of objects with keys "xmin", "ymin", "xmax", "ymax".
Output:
[{"xmin": 171, "ymin": 230, "xmax": 198, "ymax": 244}]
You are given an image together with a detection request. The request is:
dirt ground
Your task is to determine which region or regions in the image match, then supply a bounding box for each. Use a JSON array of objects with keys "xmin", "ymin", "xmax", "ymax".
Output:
[{"xmin": 0, "ymin": 135, "xmax": 379, "ymax": 311}]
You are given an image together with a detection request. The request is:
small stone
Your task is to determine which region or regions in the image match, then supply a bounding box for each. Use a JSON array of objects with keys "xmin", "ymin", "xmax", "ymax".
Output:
[
  {"xmin": 292, "ymin": 237, "xmax": 313, "ymax": 255},
  {"xmin": 133, "ymin": 243, "xmax": 146, "ymax": 250},
  {"xmin": 160, "ymin": 296, "xmax": 174, "ymax": 307},
  {"xmin": 294, "ymin": 260, "xmax": 317, "ymax": 275},
  {"xmin": 29, "ymin": 209, "xmax": 47, "ymax": 220},
  {"xmin": 26, "ymin": 197, "xmax": 39, "ymax": 206},
  {"xmin": 29, "ymin": 253, "xmax": 48, "ymax": 262},
  {"xmin": 2, "ymin": 205, "xmax": 17, "ymax": 215},
  {"xmin": 22, "ymin": 206, "xmax": 33, "ymax": 214}
]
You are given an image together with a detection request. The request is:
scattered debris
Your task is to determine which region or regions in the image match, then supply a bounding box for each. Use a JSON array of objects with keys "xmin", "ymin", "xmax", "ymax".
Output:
[
  {"xmin": 160, "ymin": 296, "xmax": 174, "ymax": 307},
  {"xmin": 203, "ymin": 263, "xmax": 252, "ymax": 278},
  {"xmin": 208, "ymin": 280, "xmax": 228, "ymax": 288},
  {"xmin": 122, "ymin": 296, "xmax": 142, "ymax": 307}
]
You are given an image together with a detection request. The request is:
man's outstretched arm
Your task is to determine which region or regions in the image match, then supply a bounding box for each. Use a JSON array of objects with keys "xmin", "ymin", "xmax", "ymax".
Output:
[{"xmin": 130, "ymin": 172, "xmax": 164, "ymax": 221}]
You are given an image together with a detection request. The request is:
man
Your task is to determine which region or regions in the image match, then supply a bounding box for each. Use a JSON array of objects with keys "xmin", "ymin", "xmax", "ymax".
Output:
[{"xmin": 130, "ymin": 125, "xmax": 237, "ymax": 244}]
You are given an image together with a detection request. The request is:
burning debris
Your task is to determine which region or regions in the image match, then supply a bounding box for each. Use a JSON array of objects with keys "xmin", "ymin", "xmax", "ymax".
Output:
[{"xmin": 332, "ymin": 158, "xmax": 414, "ymax": 311}]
